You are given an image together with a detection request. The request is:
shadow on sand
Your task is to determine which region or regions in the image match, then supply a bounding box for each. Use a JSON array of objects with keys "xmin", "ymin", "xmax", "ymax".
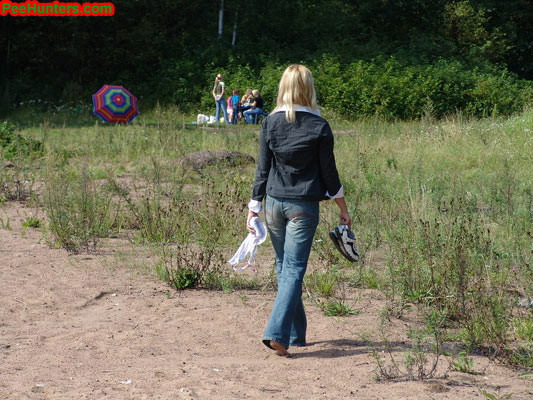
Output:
[{"xmin": 291, "ymin": 339, "xmax": 410, "ymax": 359}]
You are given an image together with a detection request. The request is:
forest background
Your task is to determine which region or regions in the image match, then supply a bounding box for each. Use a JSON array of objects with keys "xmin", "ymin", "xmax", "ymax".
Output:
[{"xmin": 1, "ymin": 0, "xmax": 532, "ymax": 120}]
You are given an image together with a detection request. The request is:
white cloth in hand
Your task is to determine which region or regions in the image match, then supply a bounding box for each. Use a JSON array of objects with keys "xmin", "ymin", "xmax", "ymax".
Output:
[{"xmin": 228, "ymin": 217, "xmax": 267, "ymax": 271}]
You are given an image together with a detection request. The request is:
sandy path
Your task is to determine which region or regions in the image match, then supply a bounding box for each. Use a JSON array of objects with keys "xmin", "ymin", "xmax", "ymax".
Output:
[{"xmin": 0, "ymin": 202, "xmax": 531, "ymax": 399}]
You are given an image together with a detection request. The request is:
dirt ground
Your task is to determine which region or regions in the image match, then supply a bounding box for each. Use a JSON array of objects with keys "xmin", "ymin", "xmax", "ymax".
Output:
[{"xmin": 1, "ymin": 201, "xmax": 531, "ymax": 399}]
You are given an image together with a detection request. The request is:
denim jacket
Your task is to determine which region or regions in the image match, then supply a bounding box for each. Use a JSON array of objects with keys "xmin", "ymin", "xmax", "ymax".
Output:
[{"xmin": 250, "ymin": 108, "xmax": 342, "ymax": 208}]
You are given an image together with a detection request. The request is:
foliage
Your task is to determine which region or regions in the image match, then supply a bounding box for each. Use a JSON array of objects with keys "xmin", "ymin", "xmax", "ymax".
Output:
[
  {"xmin": 322, "ymin": 300, "xmax": 359, "ymax": 317},
  {"xmin": 156, "ymin": 256, "xmax": 200, "ymax": 291},
  {"xmin": 0, "ymin": 161, "xmax": 36, "ymax": 203},
  {"xmin": 106, "ymin": 161, "xmax": 253, "ymax": 290},
  {"xmin": 3, "ymin": 104, "xmax": 532, "ymax": 368},
  {"xmin": 43, "ymin": 169, "xmax": 117, "ymax": 253},
  {"xmin": 372, "ymin": 310, "xmax": 447, "ymax": 381},
  {"xmin": 451, "ymin": 350, "xmax": 476, "ymax": 374},
  {"xmin": 0, "ymin": 215, "xmax": 11, "ymax": 230},
  {"xmin": 480, "ymin": 390, "xmax": 513, "ymax": 400},
  {"xmin": 313, "ymin": 56, "xmax": 531, "ymax": 119},
  {"xmin": 22, "ymin": 216, "xmax": 42, "ymax": 228},
  {"xmin": 0, "ymin": 121, "xmax": 43, "ymax": 160},
  {"xmin": 1, "ymin": 1, "xmax": 531, "ymax": 118},
  {"xmin": 163, "ymin": 55, "xmax": 532, "ymax": 120},
  {"xmin": 305, "ymin": 269, "xmax": 339, "ymax": 298}
]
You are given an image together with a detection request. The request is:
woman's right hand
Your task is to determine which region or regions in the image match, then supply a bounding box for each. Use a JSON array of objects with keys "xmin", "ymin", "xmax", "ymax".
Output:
[{"xmin": 247, "ymin": 210, "xmax": 259, "ymax": 234}]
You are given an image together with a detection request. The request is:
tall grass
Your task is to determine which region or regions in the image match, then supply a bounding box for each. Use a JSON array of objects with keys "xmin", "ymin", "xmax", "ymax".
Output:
[
  {"xmin": 43, "ymin": 168, "xmax": 117, "ymax": 252},
  {"xmin": 3, "ymin": 107, "xmax": 532, "ymax": 367}
]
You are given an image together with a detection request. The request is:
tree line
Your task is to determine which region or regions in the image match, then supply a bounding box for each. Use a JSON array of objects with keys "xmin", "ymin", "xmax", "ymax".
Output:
[{"xmin": 1, "ymin": 0, "xmax": 531, "ymax": 118}]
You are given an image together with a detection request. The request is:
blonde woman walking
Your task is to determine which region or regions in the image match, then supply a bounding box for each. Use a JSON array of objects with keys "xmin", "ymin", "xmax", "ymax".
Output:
[{"xmin": 247, "ymin": 65, "xmax": 352, "ymax": 356}]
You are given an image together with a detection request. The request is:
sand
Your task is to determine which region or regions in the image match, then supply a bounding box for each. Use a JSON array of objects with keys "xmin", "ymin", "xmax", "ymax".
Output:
[{"xmin": 1, "ymin": 201, "xmax": 531, "ymax": 399}]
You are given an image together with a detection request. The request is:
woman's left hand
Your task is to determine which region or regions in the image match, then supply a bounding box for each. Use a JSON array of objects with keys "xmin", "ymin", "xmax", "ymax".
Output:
[
  {"xmin": 247, "ymin": 210, "xmax": 259, "ymax": 234},
  {"xmin": 339, "ymin": 211, "xmax": 352, "ymax": 230}
]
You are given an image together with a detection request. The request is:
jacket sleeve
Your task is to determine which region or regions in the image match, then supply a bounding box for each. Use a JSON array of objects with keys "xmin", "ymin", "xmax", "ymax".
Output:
[
  {"xmin": 251, "ymin": 119, "xmax": 272, "ymax": 201},
  {"xmin": 318, "ymin": 122, "xmax": 342, "ymax": 198}
]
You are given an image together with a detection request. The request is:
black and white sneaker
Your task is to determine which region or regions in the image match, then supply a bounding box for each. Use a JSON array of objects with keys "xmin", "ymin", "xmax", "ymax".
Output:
[{"xmin": 329, "ymin": 225, "xmax": 359, "ymax": 262}]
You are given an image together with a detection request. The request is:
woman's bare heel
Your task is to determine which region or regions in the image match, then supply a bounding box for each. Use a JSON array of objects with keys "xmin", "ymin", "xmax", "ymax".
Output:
[{"xmin": 270, "ymin": 341, "xmax": 289, "ymax": 357}]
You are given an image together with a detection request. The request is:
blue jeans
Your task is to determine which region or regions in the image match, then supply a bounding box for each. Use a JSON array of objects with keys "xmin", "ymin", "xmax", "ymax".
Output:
[
  {"xmin": 263, "ymin": 195, "xmax": 319, "ymax": 350},
  {"xmin": 244, "ymin": 107, "xmax": 263, "ymax": 124},
  {"xmin": 215, "ymin": 97, "xmax": 230, "ymax": 124},
  {"xmin": 232, "ymin": 104, "xmax": 239, "ymax": 125}
]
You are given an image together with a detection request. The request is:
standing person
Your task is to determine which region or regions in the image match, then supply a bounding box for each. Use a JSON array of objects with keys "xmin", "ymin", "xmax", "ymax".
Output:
[
  {"xmin": 243, "ymin": 89, "xmax": 264, "ymax": 124},
  {"xmin": 227, "ymin": 94, "xmax": 234, "ymax": 123},
  {"xmin": 231, "ymin": 89, "xmax": 240, "ymax": 125},
  {"xmin": 213, "ymin": 74, "xmax": 230, "ymax": 124},
  {"xmin": 246, "ymin": 64, "xmax": 351, "ymax": 356}
]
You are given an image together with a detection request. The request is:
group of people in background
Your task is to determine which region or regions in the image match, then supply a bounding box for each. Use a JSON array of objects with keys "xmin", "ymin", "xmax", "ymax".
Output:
[{"xmin": 213, "ymin": 74, "xmax": 265, "ymax": 125}]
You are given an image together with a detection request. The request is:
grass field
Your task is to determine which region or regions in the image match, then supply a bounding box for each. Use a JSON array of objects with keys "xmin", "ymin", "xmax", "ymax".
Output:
[{"xmin": 1, "ymin": 105, "xmax": 532, "ymax": 372}]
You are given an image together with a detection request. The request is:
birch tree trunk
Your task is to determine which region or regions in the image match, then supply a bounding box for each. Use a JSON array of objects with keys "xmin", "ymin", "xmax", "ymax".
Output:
[
  {"xmin": 218, "ymin": 0, "xmax": 224, "ymax": 40},
  {"xmin": 232, "ymin": 9, "xmax": 238, "ymax": 47}
]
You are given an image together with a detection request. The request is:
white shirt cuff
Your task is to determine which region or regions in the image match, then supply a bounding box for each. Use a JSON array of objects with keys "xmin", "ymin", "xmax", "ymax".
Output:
[
  {"xmin": 326, "ymin": 185, "xmax": 344, "ymax": 199},
  {"xmin": 248, "ymin": 199, "xmax": 263, "ymax": 213}
]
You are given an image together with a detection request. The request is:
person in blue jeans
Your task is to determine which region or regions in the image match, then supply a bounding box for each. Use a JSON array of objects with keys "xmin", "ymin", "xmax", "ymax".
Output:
[
  {"xmin": 247, "ymin": 65, "xmax": 352, "ymax": 357},
  {"xmin": 212, "ymin": 73, "xmax": 230, "ymax": 124},
  {"xmin": 231, "ymin": 89, "xmax": 240, "ymax": 125},
  {"xmin": 243, "ymin": 89, "xmax": 264, "ymax": 124}
]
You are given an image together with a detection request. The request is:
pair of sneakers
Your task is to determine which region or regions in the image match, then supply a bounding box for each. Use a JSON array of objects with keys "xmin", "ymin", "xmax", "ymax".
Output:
[{"xmin": 329, "ymin": 225, "xmax": 359, "ymax": 262}]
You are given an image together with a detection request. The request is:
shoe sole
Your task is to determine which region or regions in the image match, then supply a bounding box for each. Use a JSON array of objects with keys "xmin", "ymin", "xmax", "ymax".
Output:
[
  {"xmin": 329, "ymin": 230, "xmax": 350, "ymax": 259},
  {"xmin": 340, "ymin": 228, "xmax": 359, "ymax": 262},
  {"xmin": 329, "ymin": 228, "xmax": 359, "ymax": 262},
  {"xmin": 330, "ymin": 229, "xmax": 352, "ymax": 260}
]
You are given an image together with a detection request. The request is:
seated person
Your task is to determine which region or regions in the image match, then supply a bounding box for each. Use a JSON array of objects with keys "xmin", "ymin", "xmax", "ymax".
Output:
[
  {"xmin": 240, "ymin": 89, "xmax": 254, "ymax": 112},
  {"xmin": 243, "ymin": 89, "xmax": 264, "ymax": 124}
]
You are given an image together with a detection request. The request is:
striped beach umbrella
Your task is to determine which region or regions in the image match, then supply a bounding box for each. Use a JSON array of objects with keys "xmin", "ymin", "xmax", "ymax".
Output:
[{"xmin": 92, "ymin": 84, "xmax": 139, "ymax": 123}]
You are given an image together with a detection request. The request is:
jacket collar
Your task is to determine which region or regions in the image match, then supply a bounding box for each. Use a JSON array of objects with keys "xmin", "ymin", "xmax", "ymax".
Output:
[{"xmin": 272, "ymin": 104, "xmax": 321, "ymax": 117}]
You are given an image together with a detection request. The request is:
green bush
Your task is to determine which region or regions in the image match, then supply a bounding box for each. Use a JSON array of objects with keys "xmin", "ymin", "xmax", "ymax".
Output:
[
  {"xmin": 22, "ymin": 216, "xmax": 42, "ymax": 228},
  {"xmin": 137, "ymin": 53, "xmax": 533, "ymax": 119},
  {"xmin": 313, "ymin": 56, "xmax": 531, "ymax": 119},
  {"xmin": 322, "ymin": 300, "xmax": 358, "ymax": 317},
  {"xmin": 0, "ymin": 121, "xmax": 43, "ymax": 160},
  {"xmin": 156, "ymin": 261, "xmax": 199, "ymax": 290}
]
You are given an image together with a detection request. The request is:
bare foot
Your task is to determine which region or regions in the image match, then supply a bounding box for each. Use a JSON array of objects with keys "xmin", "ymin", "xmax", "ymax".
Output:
[{"xmin": 270, "ymin": 341, "xmax": 289, "ymax": 357}]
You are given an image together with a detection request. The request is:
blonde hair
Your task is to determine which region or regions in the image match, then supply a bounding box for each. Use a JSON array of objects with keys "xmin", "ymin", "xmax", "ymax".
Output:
[
  {"xmin": 273, "ymin": 64, "xmax": 317, "ymax": 122},
  {"xmin": 252, "ymin": 89, "xmax": 260, "ymax": 97}
]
